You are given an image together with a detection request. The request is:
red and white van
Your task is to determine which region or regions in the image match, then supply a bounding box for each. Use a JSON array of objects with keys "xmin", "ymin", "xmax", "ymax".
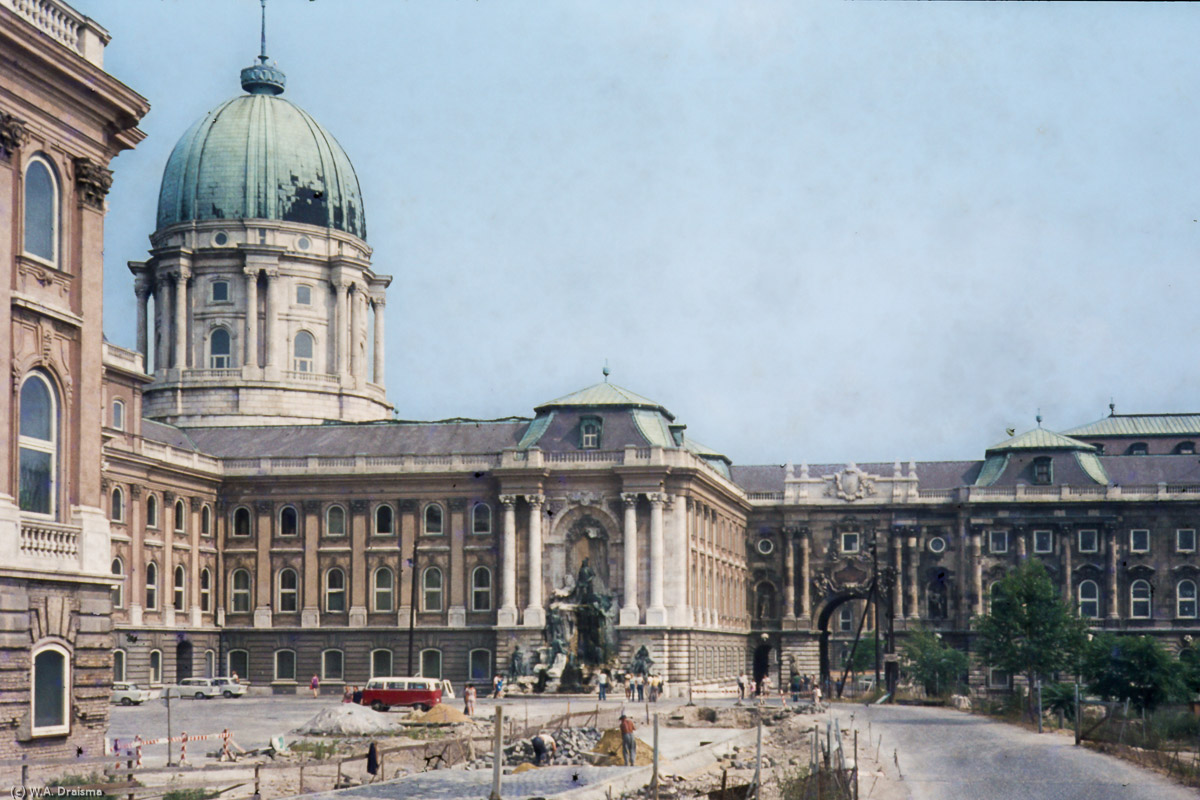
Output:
[{"xmin": 359, "ymin": 677, "xmax": 455, "ymax": 712}]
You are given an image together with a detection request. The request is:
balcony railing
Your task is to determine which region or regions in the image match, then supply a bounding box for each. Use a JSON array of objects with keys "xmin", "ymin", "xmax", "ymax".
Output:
[{"xmin": 20, "ymin": 520, "xmax": 79, "ymax": 560}]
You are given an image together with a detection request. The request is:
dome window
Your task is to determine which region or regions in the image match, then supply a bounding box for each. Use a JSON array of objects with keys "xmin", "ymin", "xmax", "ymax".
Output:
[
  {"xmin": 296, "ymin": 285, "xmax": 312, "ymax": 305},
  {"xmin": 213, "ymin": 231, "xmax": 229, "ymax": 246},
  {"xmin": 580, "ymin": 417, "xmax": 602, "ymax": 450},
  {"xmin": 209, "ymin": 328, "xmax": 232, "ymax": 369},
  {"xmin": 1032, "ymin": 457, "xmax": 1052, "ymax": 485},
  {"xmin": 296, "ymin": 236, "xmax": 311, "ymax": 251}
]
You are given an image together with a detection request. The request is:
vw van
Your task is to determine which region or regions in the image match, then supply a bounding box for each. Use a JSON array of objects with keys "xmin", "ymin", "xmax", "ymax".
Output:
[{"xmin": 359, "ymin": 677, "xmax": 454, "ymax": 712}]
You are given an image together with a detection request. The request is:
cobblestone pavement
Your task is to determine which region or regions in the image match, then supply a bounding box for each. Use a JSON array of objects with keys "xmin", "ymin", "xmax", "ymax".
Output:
[
  {"xmin": 298, "ymin": 764, "xmax": 636, "ymax": 800},
  {"xmin": 830, "ymin": 704, "xmax": 1195, "ymax": 800}
]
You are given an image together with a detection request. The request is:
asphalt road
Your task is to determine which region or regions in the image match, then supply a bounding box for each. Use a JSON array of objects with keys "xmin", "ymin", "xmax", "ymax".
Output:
[{"xmin": 830, "ymin": 704, "xmax": 1195, "ymax": 800}]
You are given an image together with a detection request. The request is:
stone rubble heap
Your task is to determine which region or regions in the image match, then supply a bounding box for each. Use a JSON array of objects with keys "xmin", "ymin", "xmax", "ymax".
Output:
[{"xmin": 464, "ymin": 727, "xmax": 604, "ymax": 770}]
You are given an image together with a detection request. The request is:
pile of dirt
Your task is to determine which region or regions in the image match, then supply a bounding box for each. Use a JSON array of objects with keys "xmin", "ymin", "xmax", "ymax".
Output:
[
  {"xmin": 293, "ymin": 703, "xmax": 402, "ymax": 736},
  {"xmin": 511, "ymin": 762, "xmax": 540, "ymax": 774},
  {"xmin": 665, "ymin": 706, "xmax": 759, "ymax": 729},
  {"xmin": 410, "ymin": 703, "xmax": 472, "ymax": 724},
  {"xmin": 589, "ymin": 728, "xmax": 654, "ymax": 766}
]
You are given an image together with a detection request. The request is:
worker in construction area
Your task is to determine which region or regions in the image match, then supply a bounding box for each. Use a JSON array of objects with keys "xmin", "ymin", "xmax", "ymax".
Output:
[
  {"xmin": 531, "ymin": 731, "xmax": 557, "ymax": 766},
  {"xmin": 619, "ymin": 714, "xmax": 637, "ymax": 766}
]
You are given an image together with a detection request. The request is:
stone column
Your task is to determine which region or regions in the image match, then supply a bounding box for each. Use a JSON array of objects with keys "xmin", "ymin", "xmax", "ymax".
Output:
[
  {"xmin": 173, "ymin": 269, "xmax": 189, "ymax": 369},
  {"xmin": 263, "ymin": 268, "xmax": 280, "ymax": 374},
  {"xmin": 497, "ymin": 495, "xmax": 518, "ymax": 626},
  {"xmin": 1107, "ymin": 528, "xmax": 1119, "ymax": 620},
  {"xmin": 783, "ymin": 531, "xmax": 796, "ymax": 621},
  {"xmin": 189, "ymin": 497, "xmax": 202, "ymax": 628},
  {"xmin": 522, "ymin": 494, "xmax": 545, "ymax": 627},
  {"xmin": 128, "ymin": 485, "xmax": 144, "ymax": 626},
  {"xmin": 372, "ymin": 297, "xmax": 385, "ymax": 385},
  {"xmin": 135, "ymin": 281, "xmax": 150, "ymax": 360},
  {"xmin": 972, "ymin": 530, "xmax": 984, "ymax": 617},
  {"xmin": 162, "ymin": 492, "xmax": 176, "ymax": 629},
  {"xmin": 350, "ymin": 288, "xmax": 363, "ymax": 381},
  {"xmin": 647, "ymin": 493, "xmax": 667, "ymax": 625},
  {"xmin": 620, "ymin": 492, "xmax": 639, "ymax": 626},
  {"xmin": 800, "ymin": 530, "xmax": 811, "ymax": 622},
  {"xmin": 334, "ymin": 280, "xmax": 349, "ymax": 376},
  {"xmin": 447, "ymin": 498, "xmax": 467, "ymax": 627},
  {"xmin": 154, "ymin": 280, "xmax": 166, "ymax": 371},
  {"xmin": 670, "ymin": 494, "xmax": 689, "ymax": 625},
  {"xmin": 906, "ymin": 535, "xmax": 919, "ymax": 619},
  {"xmin": 243, "ymin": 268, "xmax": 258, "ymax": 370},
  {"xmin": 893, "ymin": 533, "xmax": 903, "ymax": 619}
]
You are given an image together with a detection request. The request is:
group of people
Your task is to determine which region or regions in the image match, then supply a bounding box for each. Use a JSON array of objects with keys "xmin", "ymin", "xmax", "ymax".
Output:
[
  {"xmin": 734, "ymin": 672, "xmax": 823, "ymax": 705},
  {"xmin": 619, "ymin": 672, "xmax": 665, "ymax": 702},
  {"xmin": 341, "ymin": 684, "xmax": 366, "ymax": 704}
]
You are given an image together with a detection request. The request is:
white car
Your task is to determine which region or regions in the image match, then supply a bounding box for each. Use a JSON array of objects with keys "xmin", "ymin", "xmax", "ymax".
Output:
[
  {"xmin": 211, "ymin": 677, "xmax": 246, "ymax": 698},
  {"xmin": 111, "ymin": 682, "xmax": 157, "ymax": 705}
]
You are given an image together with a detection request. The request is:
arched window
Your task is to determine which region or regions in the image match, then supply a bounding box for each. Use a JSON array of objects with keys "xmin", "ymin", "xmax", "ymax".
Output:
[
  {"xmin": 199, "ymin": 568, "xmax": 212, "ymax": 612},
  {"xmin": 375, "ymin": 504, "xmax": 394, "ymax": 535},
  {"xmin": 277, "ymin": 568, "xmax": 298, "ymax": 612},
  {"xmin": 754, "ymin": 581, "xmax": 776, "ymax": 619},
  {"xmin": 148, "ymin": 650, "xmax": 162, "ymax": 684},
  {"xmin": 469, "ymin": 649, "xmax": 492, "ymax": 682},
  {"xmin": 145, "ymin": 562, "xmax": 158, "ymax": 610},
  {"xmin": 927, "ymin": 579, "xmax": 949, "ymax": 620},
  {"xmin": 419, "ymin": 648, "xmax": 442, "ymax": 679},
  {"xmin": 373, "ymin": 567, "xmax": 394, "ymax": 612},
  {"xmin": 173, "ymin": 565, "xmax": 186, "ymax": 611},
  {"xmin": 1130, "ymin": 579, "xmax": 1152, "ymax": 619},
  {"xmin": 371, "ymin": 649, "xmax": 393, "ymax": 679},
  {"xmin": 275, "ymin": 650, "xmax": 296, "ymax": 682},
  {"xmin": 322, "ymin": 649, "xmax": 343, "ymax": 681},
  {"xmin": 112, "ymin": 398, "xmax": 125, "ymax": 430},
  {"xmin": 31, "ymin": 643, "xmax": 68, "ymax": 735},
  {"xmin": 23, "ymin": 156, "xmax": 58, "ymax": 264},
  {"xmin": 1178, "ymin": 580, "xmax": 1197, "ymax": 619},
  {"xmin": 201, "ymin": 505, "xmax": 212, "ymax": 536},
  {"xmin": 1176, "ymin": 441, "xmax": 1197, "ymax": 455},
  {"xmin": 423, "ymin": 567, "xmax": 443, "ymax": 611},
  {"xmin": 147, "ymin": 495, "xmax": 159, "ymax": 529},
  {"xmin": 1127, "ymin": 442, "xmax": 1149, "ymax": 456},
  {"xmin": 18, "ymin": 373, "xmax": 57, "ymax": 516},
  {"xmin": 111, "ymin": 558, "xmax": 124, "ymax": 609},
  {"xmin": 209, "ymin": 328, "xmax": 232, "ymax": 368},
  {"xmin": 230, "ymin": 568, "xmax": 251, "ymax": 613},
  {"xmin": 473, "ymin": 503, "xmax": 492, "ymax": 535},
  {"xmin": 293, "ymin": 331, "xmax": 314, "ymax": 372},
  {"xmin": 471, "ymin": 566, "xmax": 492, "ymax": 612},
  {"xmin": 232, "ymin": 507, "xmax": 251, "ymax": 536},
  {"xmin": 326, "ymin": 505, "xmax": 346, "ymax": 536},
  {"xmin": 174, "ymin": 500, "xmax": 186, "ymax": 533},
  {"xmin": 228, "ymin": 650, "xmax": 248, "ymax": 681},
  {"xmin": 113, "ymin": 649, "xmax": 126, "ymax": 682},
  {"xmin": 279, "ymin": 506, "xmax": 298, "ymax": 536},
  {"xmin": 424, "ymin": 504, "xmax": 443, "ymax": 536},
  {"xmin": 111, "ymin": 487, "xmax": 124, "ymax": 522},
  {"xmin": 204, "ymin": 650, "xmax": 215, "ymax": 679},
  {"xmin": 1078, "ymin": 580, "xmax": 1100, "ymax": 618},
  {"xmin": 325, "ymin": 568, "xmax": 346, "ymax": 612}
]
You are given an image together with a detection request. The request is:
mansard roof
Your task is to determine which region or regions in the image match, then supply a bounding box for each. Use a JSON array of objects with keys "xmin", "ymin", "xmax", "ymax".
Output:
[
  {"xmin": 1063, "ymin": 413, "xmax": 1200, "ymax": 438},
  {"xmin": 142, "ymin": 419, "xmax": 202, "ymax": 451},
  {"xmin": 534, "ymin": 382, "xmax": 675, "ymax": 419},
  {"xmin": 182, "ymin": 419, "xmax": 530, "ymax": 458},
  {"xmin": 985, "ymin": 428, "xmax": 1096, "ymax": 455}
]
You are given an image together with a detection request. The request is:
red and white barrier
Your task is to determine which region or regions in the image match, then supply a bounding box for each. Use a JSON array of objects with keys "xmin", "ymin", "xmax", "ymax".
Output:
[{"xmin": 112, "ymin": 730, "xmax": 238, "ymax": 767}]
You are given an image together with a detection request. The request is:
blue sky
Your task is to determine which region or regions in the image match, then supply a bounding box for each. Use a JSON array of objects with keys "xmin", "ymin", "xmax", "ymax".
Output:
[{"xmin": 78, "ymin": 1, "xmax": 1200, "ymax": 466}]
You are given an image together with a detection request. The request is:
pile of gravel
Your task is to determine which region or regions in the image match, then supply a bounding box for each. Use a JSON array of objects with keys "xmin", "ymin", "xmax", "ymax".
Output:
[
  {"xmin": 293, "ymin": 703, "xmax": 402, "ymax": 736},
  {"xmin": 464, "ymin": 727, "xmax": 604, "ymax": 770}
]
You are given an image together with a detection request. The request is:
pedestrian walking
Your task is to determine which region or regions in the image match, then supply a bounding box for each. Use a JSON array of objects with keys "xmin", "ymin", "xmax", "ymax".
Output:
[
  {"xmin": 493, "ymin": 674, "xmax": 504, "ymax": 698},
  {"xmin": 619, "ymin": 714, "xmax": 637, "ymax": 766},
  {"xmin": 790, "ymin": 673, "xmax": 802, "ymax": 704},
  {"xmin": 736, "ymin": 672, "xmax": 746, "ymax": 701},
  {"xmin": 310, "ymin": 674, "xmax": 320, "ymax": 698},
  {"xmin": 813, "ymin": 683, "xmax": 823, "ymax": 706},
  {"xmin": 366, "ymin": 742, "xmax": 379, "ymax": 781},
  {"xmin": 531, "ymin": 732, "xmax": 557, "ymax": 766},
  {"xmin": 597, "ymin": 671, "xmax": 608, "ymax": 701},
  {"xmin": 464, "ymin": 683, "xmax": 477, "ymax": 716},
  {"xmin": 627, "ymin": 673, "xmax": 635, "ymax": 701},
  {"xmin": 636, "ymin": 673, "xmax": 645, "ymax": 702}
]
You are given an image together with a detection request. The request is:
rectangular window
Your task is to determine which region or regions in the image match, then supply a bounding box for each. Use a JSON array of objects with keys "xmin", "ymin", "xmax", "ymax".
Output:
[
  {"xmin": 988, "ymin": 668, "xmax": 1009, "ymax": 689},
  {"xmin": 18, "ymin": 449, "xmax": 53, "ymax": 515},
  {"xmin": 211, "ymin": 281, "xmax": 229, "ymax": 302},
  {"xmin": 1178, "ymin": 529, "xmax": 1197, "ymax": 553},
  {"xmin": 1130, "ymin": 529, "xmax": 1150, "ymax": 554},
  {"xmin": 989, "ymin": 531, "xmax": 1008, "ymax": 554},
  {"xmin": 275, "ymin": 650, "xmax": 296, "ymax": 682},
  {"xmin": 1033, "ymin": 530, "xmax": 1053, "ymax": 554},
  {"xmin": 841, "ymin": 532, "xmax": 860, "ymax": 554},
  {"xmin": 1078, "ymin": 529, "xmax": 1098, "ymax": 553},
  {"xmin": 296, "ymin": 285, "xmax": 312, "ymax": 305}
]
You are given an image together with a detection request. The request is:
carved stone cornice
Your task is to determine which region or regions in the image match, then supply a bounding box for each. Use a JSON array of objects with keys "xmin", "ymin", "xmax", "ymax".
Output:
[
  {"xmin": 0, "ymin": 112, "xmax": 30, "ymax": 159},
  {"xmin": 73, "ymin": 157, "xmax": 113, "ymax": 209}
]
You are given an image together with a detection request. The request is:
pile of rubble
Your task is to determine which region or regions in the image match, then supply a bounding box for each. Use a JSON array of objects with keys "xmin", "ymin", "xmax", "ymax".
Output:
[
  {"xmin": 293, "ymin": 703, "xmax": 402, "ymax": 736},
  {"xmin": 463, "ymin": 727, "xmax": 604, "ymax": 770}
]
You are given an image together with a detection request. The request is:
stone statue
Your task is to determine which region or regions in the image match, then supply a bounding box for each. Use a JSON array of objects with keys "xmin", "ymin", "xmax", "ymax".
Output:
[
  {"xmin": 508, "ymin": 646, "xmax": 527, "ymax": 680},
  {"xmin": 572, "ymin": 558, "xmax": 598, "ymax": 605},
  {"xmin": 629, "ymin": 645, "xmax": 654, "ymax": 676}
]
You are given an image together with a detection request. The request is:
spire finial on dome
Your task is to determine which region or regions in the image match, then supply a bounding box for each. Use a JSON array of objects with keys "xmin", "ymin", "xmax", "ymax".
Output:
[
  {"xmin": 602, "ymin": 360, "xmax": 610, "ymax": 382},
  {"xmin": 241, "ymin": 0, "xmax": 286, "ymax": 95}
]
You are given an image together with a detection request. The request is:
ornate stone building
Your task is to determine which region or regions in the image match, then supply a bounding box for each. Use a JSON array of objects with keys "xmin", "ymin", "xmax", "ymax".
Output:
[{"xmin": 1, "ymin": 0, "xmax": 147, "ymax": 759}]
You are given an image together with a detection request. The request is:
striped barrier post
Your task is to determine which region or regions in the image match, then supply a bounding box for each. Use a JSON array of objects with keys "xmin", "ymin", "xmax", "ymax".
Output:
[
  {"xmin": 221, "ymin": 729, "xmax": 232, "ymax": 762},
  {"xmin": 179, "ymin": 731, "xmax": 189, "ymax": 766},
  {"xmin": 134, "ymin": 735, "xmax": 143, "ymax": 768}
]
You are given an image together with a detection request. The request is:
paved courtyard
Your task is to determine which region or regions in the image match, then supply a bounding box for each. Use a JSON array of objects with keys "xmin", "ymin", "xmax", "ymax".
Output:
[{"xmin": 297, "ymin": 764, "xmax": 636, "ymax": 800}]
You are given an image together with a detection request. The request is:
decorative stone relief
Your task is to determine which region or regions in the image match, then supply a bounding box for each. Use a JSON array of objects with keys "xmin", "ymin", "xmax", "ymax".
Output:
[
  {"xmin": 73, "ymin": 157, "xmax": 113, "ymax": 209},
  {"xmin": 0, "ymin": 112, "xmax": 29, "ymax": 159},
  {"xmin": 826, "ymin": 463, "xmax": 876, "ymax": 502}
]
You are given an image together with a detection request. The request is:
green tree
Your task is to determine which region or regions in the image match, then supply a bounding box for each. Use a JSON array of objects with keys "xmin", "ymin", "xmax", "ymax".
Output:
[
  {"xmin": 975, "ymin": 561, "xmax": 1089, "ymax": 719},
  {"xmin": 1081, "ymin": 633, "xmax": 1185, "ymax": 712},
  {"xmin": 899, "ymin": 627, "xmax": 968, "ymax": 697},
  {"xmin": 1179, "ymin": 645, "xmax": 1200, "ymax": 696}
]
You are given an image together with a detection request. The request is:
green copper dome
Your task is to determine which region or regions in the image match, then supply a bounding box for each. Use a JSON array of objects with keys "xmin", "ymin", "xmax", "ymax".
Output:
[{"xmin": 156, "ymin": 65, "xmax": 367, "ymax": 239}]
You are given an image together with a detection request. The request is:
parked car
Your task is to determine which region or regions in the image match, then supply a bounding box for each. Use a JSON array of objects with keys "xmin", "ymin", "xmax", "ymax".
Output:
[
  {"xmin": 211, "ymin": 677, "xmax": 246, "ymax": 698},
  {"xmin": 171, "ymin": 678, "xmax": 223, "ymax": 699},
  {"xmin": 359, "ymin": 677, "xmax": 454, "ymax": 712},
  {"xmin": 110, "ymin": 682, "xmax": 157, "ymax": 705}
]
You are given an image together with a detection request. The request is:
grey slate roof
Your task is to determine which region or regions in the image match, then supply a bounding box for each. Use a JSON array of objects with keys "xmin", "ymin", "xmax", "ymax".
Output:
[
  {"xmin": 1097, "ymin": 455, "xmax": 1200, "ymax": 485},
  {"xmin": 142, "ymin": 419, "xmax": 201, "ymax": 451},
  {"xmin": 1064, "ymin": 414, "xmax": 1200, "ymax": 438},
  {"xmin": 182, "ymin": 420, "xmax": 530, "ymax": 458}
]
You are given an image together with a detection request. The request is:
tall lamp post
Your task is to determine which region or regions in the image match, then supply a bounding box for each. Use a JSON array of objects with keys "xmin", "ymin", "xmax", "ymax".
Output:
[{"xmin": 407, "ymin": 541, "xmax": 419, "ymax": 675}]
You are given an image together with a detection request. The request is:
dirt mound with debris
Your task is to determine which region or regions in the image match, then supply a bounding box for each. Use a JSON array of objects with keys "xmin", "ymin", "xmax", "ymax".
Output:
[
  {"xmin": 664, "ymin": 706, "xmax": 760, "ymax": 729},
  {"xmin": 293, "ymin": 703, "xmax": 401, "ymax": 736},
  {"xmin": 410, "ymin": 702, "xmax": 472, "ymax": 724},
  {"xmin": 589, "ymin": 728, "xmax": 654, "ymax": 766},
  {"xmin": 512, "ymin": 762, "xmax": 540, "ymax": 774}
]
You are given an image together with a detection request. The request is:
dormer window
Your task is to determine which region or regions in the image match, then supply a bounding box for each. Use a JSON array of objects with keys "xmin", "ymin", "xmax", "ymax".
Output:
[
  {"xmin": 580, "ymin": 417, "xmax": 602, "ymax": 450},
  {"xmin": 1032, "ymin": 457, "xmax": 1052, "ymax": 485},
  {"xmin": 1176, "ymin": 441, "xmax": 1196, "ymax": 455},
  {"xmin": 1127, "ymin": 442, "xmax": 1148, "ymax": 456}
]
